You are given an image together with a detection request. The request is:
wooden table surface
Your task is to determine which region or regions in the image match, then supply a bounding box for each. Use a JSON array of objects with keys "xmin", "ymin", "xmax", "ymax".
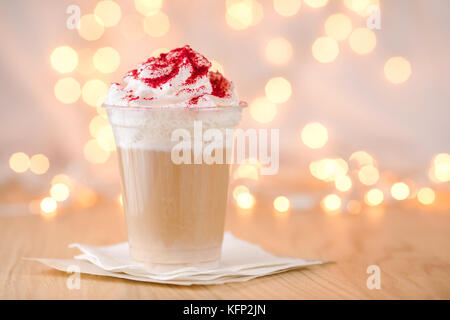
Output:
[{"xmin": 1, "ymin": 196, "xmax": 449, "ymax": 299}]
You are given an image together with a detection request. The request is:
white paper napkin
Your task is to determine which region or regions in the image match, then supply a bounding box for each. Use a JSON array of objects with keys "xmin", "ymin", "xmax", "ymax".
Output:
[{"xmin": 29, "ymin": 232, "xmax": 325, "ymax": 285}]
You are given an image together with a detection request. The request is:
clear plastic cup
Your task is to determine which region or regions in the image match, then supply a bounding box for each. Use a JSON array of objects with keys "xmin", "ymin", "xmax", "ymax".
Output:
[{"xmin": 105, "ymin": 104, "xmax": 244, "ymax": 270}]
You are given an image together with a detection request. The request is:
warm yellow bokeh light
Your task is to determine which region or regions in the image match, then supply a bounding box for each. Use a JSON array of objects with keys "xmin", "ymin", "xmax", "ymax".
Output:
[
  {"xmin": 84, "ymin": 139, "xmax": 110, "ymax": 164},
  {"xmin": 233, "ymin": 185, "xmax": 250, "ymax": 200},
  {"xmin": 9, "ymin": 152, "xmax": 30, "ymax": 173},
  {"xmin": 93, "ymin": 47, "xmax": 120, "ymax": 74},
  {"xmin": 236, "ymin": 192, "xmax": 255, "ymax": 209},
  {"xmin": 95, "ymin": 1, "xmax": 122, "ymax": 27},
  {"xmin": 310, "ymin": 158, "xmax": 348, "ymax": 182},
  {"xmin": 391, "ymin": 182, "xmax": 410, "ymax": 200},
  {"xmin": 29, "ymin": 154, "xmax": 50, "ymax": 175},
  {"xmin": 143, "ymin": 12, "xmax": 170, "ymax": 37},
  {"xmin": 358, "ymin": 165, "xmax": 379, "ymax": 185},
  {"xmin": 89, "ymin": 116, "xmax": 109, "ymax": 138},
  {"xmin": 51, "ymin": 174, "xmax": 73, "ymax": 188},
  {"xmin": 78, "ymin": 14, "xmax": 105, "ymax": 41},
  {"xmin": 120, "ymin": 14, "xmax": 146, "ymax": 40},
  {"xmin": 429, "ymin": 153, "xmax": 450, "ymax": 182},
  {"xmin": 54, "ymin": 77, "xmax": 81, "ymax": 104},
  {"xmin": 96, "ymin": 125, "xmax": 116, "ymax": 151},
  {"xmin": 304, "ymin": 0, "xmax": 329, "ymax": 8},
  {"xmin": 76, "ymin": 188, "xmax": 99, "ymax": 208},
  {"xmin": 40, "ymin": 197, "xmax": 57, "ymax": 214},
  {"xmin": 344, "ymin": 0, "xmax": 379, "ymax": 17},
  {"xmin": 417, "ymin": 187, "xmax": 435, "ymax": 205},
  {"xmin": 273, "ymin": 0, "xmax": 301, "ymax": 17},
  {"xmin": 151, "ymin": 47, "xmax": 169, "ymax": 57},
  {"xmin": 233, "ymin": 164, "xmax": 259, "ymax": 180},
  {"xmin": 321, "ymin": 194, "xmax": 341, "ymax": 213},
  {"xmin": 349, "ymin": 150, "xmax": 375, "ymax": 167},
  {"xmin": 349, "ymin": 28, "xmax": 376, "ymax": 55},
  {"xmin": 312, "ymin": 37, "xmax": 339, "ymax": 63},
  {"xmin": 273, "ymin": 196, "xmax": 290, "ymax": 213},
  {"xmin": 301, "ymin": 122, "xmax": 328, "ymax": 149},
  {"xmin": 50, "ymin": 46, "xmax": 78, "ymax": 73},
  {"xmin": 50, "ymin": 183, "xmax": 70, "ymax": 202},
  {"xmin": 82, "ymin": 79, "xmax": 108, "ymax": 107},
  {"xmin": 226, "ymin": 0, "xmax": 253, "ymax": 30},
  {"xmin": 365, "ymin": 188, "xmax": 383, "ymax": 206},
  {"xmin": 210, "ymin": 60, "xmax": 225, "ymax": 74},
  {"xmin": 335, "ymin": 175, "xmax": 352, "ymax": 192},
  {"xmin": 325, "ymin": 13, "xmax": 352, "ymax": 41},
  {"xmin": 265, "ymin": 37, "xmax": 293, "ymax": 66},
  {"xmin": 249, "ymin": 97, "xmax": 277, "ymax": 123},
  {"xmin": 134, "ymin": 0, "xmax": 162, "ymax": 16},
  {"xmin": 265, "ymin": 77, "xmax": 292, "ymax": 103},
  {"xmin": 384, "ymin": 57, "xmax": 412, "ymax": 84},
  {"xmin": 346, "ymin": 200, "xmax": 362, "ymax": 214}
]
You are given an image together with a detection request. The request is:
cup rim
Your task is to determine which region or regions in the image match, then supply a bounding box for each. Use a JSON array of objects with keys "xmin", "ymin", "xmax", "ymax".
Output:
[{"xmin": 102, "ymin": 101, "xmax": 247, "ymax": 111}]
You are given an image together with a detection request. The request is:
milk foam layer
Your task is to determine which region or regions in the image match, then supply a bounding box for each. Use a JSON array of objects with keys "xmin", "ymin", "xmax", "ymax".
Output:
[{"xmin": 105, "ymin": 46, "xmax": 240, "ymax": 108}]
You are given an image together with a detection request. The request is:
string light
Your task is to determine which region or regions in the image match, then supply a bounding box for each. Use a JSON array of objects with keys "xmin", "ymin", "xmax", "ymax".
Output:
[
  {"xmin": 40, "ymin": 197, "xmax": 57, "ymax": 216},
  {"xmin": 84, "ymin": 139, "xmax": 110, "ymax": 164},
  {"xmin": 233, "ymin": 185, "xmax": 250, "ymax": 200},
  {"xmin": 54, "ymin": 77, "xmax": 81, "ymax": 104},
  {"xmin": 265, "ymin": 77, "xmax": 292, "ymax": 103},
  {"xmin": 134, "ymin": 0, "xmax": 162, "ymax": 16},
  {"xmin": 358, "ymin": 165, "xmax": 379, "ymax": 185},
  {"xmin": 82, "ymin": 80, "xmax": 108, "ymax": 107},
  {"xmin": 249, "ymin": 97, "xmax": 277, "ymax": 123},
  {"xmin": 265, "ymin": 37, "xmax": 293, "ymax": 66},
  {"xmin": 78, "ymin": 14, "xmax": 105, "ymax": 41},
  {"xmin": 301, "ymin": 122, "xmax": 328, "ymax": 149},
  {"xmin": 346, "ymin": 200, "xmax": 362, "ymax": 214},
  {"xmin": 93, "ymin": 47, "xmax": 120, "ymax": 74},
  {"xmin": 94, "ymin": 1, "xmax": 122, "ymax": 27},
  {"xmin": 335, "ymin": 175, "xmax": 352, "ymax": 192},
  {"xmin": 50, "ymin": 183, "xmax": 70, "ymax": 202},
  {"xmin": 236, "ymin": 192, "xmax": 255, "ymax": 209},
  {"xmin": 9, "ymin": 152, "xmax": 30, "ymax": 173},
  {"xmin": 365, "ymin": 188, "xmax": 383, "ymax": 206},
  {"xmin": 349, "ymin": 28, "xmax": 376, "ymax": 55},
  {"xmin": 143, "ymin": 12, "xmax": 170, "ymax": 37},
  {"xmin": 384, "ymin": 57, "xmax": 412, "ymax": 84},
  {"xmin": 324, "ymin": 13, "xmax": 352, "ymax": 41},
  {"xmin": 29, "ymin": 154, "xmax": 50, "ymax": 175},
  {"xmin": 273, "ymin": 196, "xmax": 290, "ymax": 213},
  {"xmin": 273, "ymin": 0, "xmax": 301, "ymax": 17},
  {"xmin": 50, "ymin": 46, "xmax": 78, "ymax": 73},
  {"xmin": 417, "ymin": 187, "xmax": 435, "ymax": 205},
  {"xmin": 312, "ymin": 37, "xmax": 339, "ymax": 63},
  {"xmin": 304, "ymin": 0, "xmax": 329, "ymax": 8},
  {"xmin": 321, "ymin": 194, "xmax": 341, "ymax": 214},
  {"xmin": 390, "ymin": 182, "xmax": 410, "ymax": 200}
]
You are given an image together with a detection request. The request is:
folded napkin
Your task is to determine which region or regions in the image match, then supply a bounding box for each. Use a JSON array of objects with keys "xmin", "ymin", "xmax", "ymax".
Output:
[{"xmin": 30, "ymin": 232, "xmax": 324, "ymax": 285}]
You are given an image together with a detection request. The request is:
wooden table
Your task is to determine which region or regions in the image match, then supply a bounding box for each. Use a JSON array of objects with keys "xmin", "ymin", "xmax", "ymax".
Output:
[{"xmin": 1, "ymin": 198, "xmax": 449, "ymax": 299}]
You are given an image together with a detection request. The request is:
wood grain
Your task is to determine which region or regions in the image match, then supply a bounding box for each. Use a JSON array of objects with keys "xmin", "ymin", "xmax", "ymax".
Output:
[{"xmin": 0, "ymin": 198, "xmax": 449, "ymax": 299}]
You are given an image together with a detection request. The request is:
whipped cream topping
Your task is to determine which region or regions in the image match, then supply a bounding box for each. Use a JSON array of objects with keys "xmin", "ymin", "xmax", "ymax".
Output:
[{"xmin": 105, "ymin": 46, "xmax": 240, "ymax": 108}]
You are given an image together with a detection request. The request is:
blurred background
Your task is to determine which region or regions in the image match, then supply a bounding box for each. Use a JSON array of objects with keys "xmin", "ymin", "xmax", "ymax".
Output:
[{"xmin": 0, "ymin": 0, "xmax": 449, "ymax": 218}]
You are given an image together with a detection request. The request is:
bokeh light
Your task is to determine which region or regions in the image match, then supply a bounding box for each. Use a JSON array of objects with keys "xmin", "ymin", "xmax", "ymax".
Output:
[
  {"xmin": 76, "ymin": 188, "xmax": 98, "ymax": 208},
  {"xmin": 349, "ymin": 28, "xmax": 376, "ymax": 55},
  {"xmin": 265, "ymin": 77, "xmax": 292, "ymax": 103},
  {"xmin": 358, "ymin": 165, "xmax": 379, "ymax": 185},
  {"xmin": 40, "ymin": 197, "xmax": 57, "ymax": 216},
  {"xmin": 273, "ymin": 0, "xmax": 301, "ymax": 17},
  {"xmin": 50, "ymin": 183, "xmax": 70, "ymax": 202},
  {"xmin": 29, "ymin": 154, "xmax": 50, "ymax": 175},
  {"xmin": 384, "ymin": 57, "xmax": 412, "ymax": 84},
  {"xmin": 312, "ymin": 37, "xmax": 339, "ymax": 63},
  {"xmin": 134, "ymin": 0, "xmax": 162, "ymax": 16},
  {"xmin": 51, "ymin": 174, "xmax": 73, "ymax": 188},
  {"xmin": 344, "ymin": 0, "xmax": 379, "ymax": 17},
  {"xmin": 82, "ymin": 79, "xmax": 108, "ymax": 107},
  {"xmin": 50, "ymin": 46, "xmax": 78, "ymax": 73},
  {"xmin": 233, "ymin": 163, "xmax": 259, "ymax": 180},
  {"xmin": 236, "ymin": 192, "xmax": 255, "ymax": 209},
  {"xmin": 84, "ymin": 139, "xmax": 110, "ymax": 164},
  {"xmin": 9, "ymin": 152, "xmax": 30, "ymax": 173},
  {"xmin": 93, "ymin": 47, "xmax": 120, "ymax": 74},
  {"xmin": 321, "ymin": 194, "xmax": 341, "ymax": 214},
  {"xmin": 265, "ymin": 37, "xmax": 293, "ymax": 66},
  {"xmin": 429, "ymin": 153, "xmax": 450, "ymax": 182},
  {"xmin": 310, "ymin": 158, "xmax": 348, "ymax": 182},
  {"xmin": 335, "ymin": 175, "xmax": 352, "ymax": 192},
  {"xmin": 78, "ymin": 14, "xmax": 105, "ymax": 41},
  {"xmin": 301, "ymin": 122, "xmax": 328, "ymax": 149},
  {"xmin": 324, "ymin": 13, "xmax": 352, "ymax": 41},
  {"xmin": 143, "ymin": 12, "xmax": 170, "ymax": 37},
  {"xmin": 304, "ymin": 0, "xmax": 329, "ymax": 8},
  {"xmin": 96, "ymin": 125, "xmax": 116, "ymax": 151},
  {"xmin": 365, "ymin": 188, "xmax": 384, "ymax": 206},
  {"xmin": 233, "ymin": 185, "xmax": 250, "ymax": 200},
  {"xmin": 94, "ymin": 1, "xmax": 122, "ymax": 27},
  {"xmin": 349, "ymin": 150, "xmax": 375, "ymax": 167},
  {"xmin": 417, "ymin": 187, "xmax": 435, "ymax": 205},
  {"xmin": 249, "ymin": 97, "xmax": 277, "ymax": 123},
  {"xmin": 226, "ymin": 0, "xmax": 257, "ymax": 30},
  {"xmin": 273, "ymin": 196, "xmax": 290, "ymax": 213},
  {"xmin": 89, "ymin": 115, "xmax": 110, "ymax": 138},
  {"xmin": 390, "ymin": 182, "xmax": 410, "ymax": 200},
  {"xmin": 54, "ymin": 77, "xmax": 81, "ymax": 104}
]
